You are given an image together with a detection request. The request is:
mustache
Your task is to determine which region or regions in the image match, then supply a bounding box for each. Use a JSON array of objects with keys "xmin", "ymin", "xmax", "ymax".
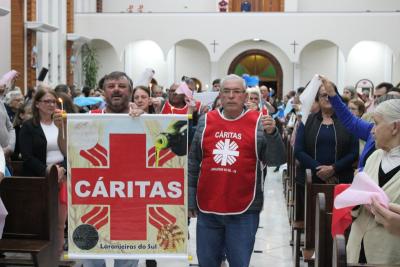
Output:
[{"xmin": 111, "ymin": 93, "xmax": 123, "ymax": 97}]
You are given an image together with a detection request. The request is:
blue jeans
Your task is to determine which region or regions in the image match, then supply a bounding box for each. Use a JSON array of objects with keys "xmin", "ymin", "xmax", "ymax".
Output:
[
  {"xmin": 81, "ymin": 259, "xmax": 138, "ymax": 267},
  {"xmin": 196, "ymin": 210, "xmax": 260, "ymax": 267}
]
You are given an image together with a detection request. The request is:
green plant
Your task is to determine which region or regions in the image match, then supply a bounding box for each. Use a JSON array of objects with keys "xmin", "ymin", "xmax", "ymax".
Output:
[{"xmin": 82, "ymin": 44, "xmax": 99, "ymax": 89}]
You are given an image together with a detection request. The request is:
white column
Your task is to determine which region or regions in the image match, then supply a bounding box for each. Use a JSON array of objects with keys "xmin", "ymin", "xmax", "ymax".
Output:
[
  {"xmin": 37, "ymin": 0, "xmax": 49, "ymax": 83},
  {"xmin": 166, "ymin": 45, "xmax": 176, "ymax": 86},
  {"xmin": 336, "ymin": 47, "xmax": 346, "ymax": 93},
  {"xmin": 74, "ymin": 43, "xmax": 83, "ymax": 87},
  {"xmin": 82, "ymin": 0, "xmax": 89, "ymax": 12},
  {"xmin": 88, "ymin": 0, "xmax": 96, "ymax": 12},
  {"xmin": 124, "ymin": 43, "xmax": 134, "ymax": 80},
  {"xmin": 383, "ymin": 45, "xmax": 393, "ymax": 83},
  {"xmin": 210, "ymin": 61, "xmax": 219, "ymax": 84},
  {"xmin": 292, "ymin": 62, "xmax": 300, "ymax": 92},
  {"xmin": 49, "ymin": 0, "xmax": 58, "ymax": 85},
  {"xmin": 81, "ymin": 0, "xmax": 96, "ymax": 13},
  {"xmin": 58, "ymin": 0, "xmax": 67, "ymax": 83},
  {"xmin": 0, "ymin": 0, "xmax": 11, "ymax": 76},
  {"xmin": 75, "ymin": 0, "xmax": 83, "ymax": 13}
]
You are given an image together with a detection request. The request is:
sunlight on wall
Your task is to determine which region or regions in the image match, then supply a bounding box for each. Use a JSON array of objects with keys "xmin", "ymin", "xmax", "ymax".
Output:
[
  {"xmin": 299, "ymin": 40, "xmax": 338, "ymax": 87},
  {"xmin": 124, "ymin": 40, "xmax": 167, "ymax": 86},
  {"xmin": 346, "ymin": 41, "xmax": 393, "ymax": 87}
]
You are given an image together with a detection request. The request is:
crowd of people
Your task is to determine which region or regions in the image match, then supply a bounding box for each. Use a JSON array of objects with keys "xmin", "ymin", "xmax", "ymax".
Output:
[{"xmin": 0, "ymin": 69, "xmax": 399, "ymax": 266}]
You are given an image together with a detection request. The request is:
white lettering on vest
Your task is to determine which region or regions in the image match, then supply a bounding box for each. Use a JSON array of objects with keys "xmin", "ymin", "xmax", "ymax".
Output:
[{"xmin": 215, "ymin": 131, "xmax": 242, "ymax": 140}]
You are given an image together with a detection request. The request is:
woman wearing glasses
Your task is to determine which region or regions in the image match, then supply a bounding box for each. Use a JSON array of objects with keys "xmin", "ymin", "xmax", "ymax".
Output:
[
  {"xmin": 19, "ymin": 88, "xmax": 67, "ymax": 256},
  {"xmin": 294, "ymin": 83, "xmax": 359, "ymax": 184}
]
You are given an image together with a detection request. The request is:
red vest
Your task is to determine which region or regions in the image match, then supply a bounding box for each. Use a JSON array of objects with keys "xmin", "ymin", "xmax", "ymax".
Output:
[
  {"xmin": 197, "ymin": 109, "xmax": 261, "ymax": 214},
  {"xmin": 261, "ymin": 106, "xmax": 268, "ymax": 116},
  {"xmin": 161, "ymin": 101, "xmax": 201, "ymax": 114}
]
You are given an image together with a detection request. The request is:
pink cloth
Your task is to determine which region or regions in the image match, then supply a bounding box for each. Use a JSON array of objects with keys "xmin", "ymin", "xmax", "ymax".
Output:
[
  {"xmin": 176, "ymin": 82, "xmax": 193, "ymax": 98},
  {"xmin": 0, "ymin": 70, "xmax": 18, "ymax": 86},
  {"xmin": 334, "ymin": 172, "xmax": 389, "ymax": 209}
]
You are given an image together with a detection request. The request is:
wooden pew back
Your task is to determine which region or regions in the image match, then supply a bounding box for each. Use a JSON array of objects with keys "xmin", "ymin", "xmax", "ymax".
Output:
[
  {"xmin": 0, "ymin": 165, "xmax": 59, "ymax": 266},
  {"xmin": 304, "ymin": 170, "xmax": 335, "ymax": 249},
  {"xmin": 8, "ymin": 160, "xmax": 24, "ymax": 177},
  {"xmin": 315, "ymin": 192, "xmax": 333, "ymax": 267}
]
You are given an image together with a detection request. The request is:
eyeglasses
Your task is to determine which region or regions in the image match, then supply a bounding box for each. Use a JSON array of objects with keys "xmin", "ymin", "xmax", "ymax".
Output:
[
  {"xmin": 221, "ymin": 89, "xmax": 245, "ymax": 95},
  {"xmin": 39, "ymin": 99, "xmax": 57, "ymax": 105},
  {"xmin": 318, "ymin": 93, "xmax": 329, "ymax": 99}
]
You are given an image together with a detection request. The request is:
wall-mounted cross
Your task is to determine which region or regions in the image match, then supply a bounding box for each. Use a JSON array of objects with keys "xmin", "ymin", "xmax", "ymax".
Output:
[
  {"xmin": 210, "ymin": 40, "xmax": 219, "ymax": 54},
  {"xmin": 290, "ymin": 40, "xmax": 299, "ymax": 54}
]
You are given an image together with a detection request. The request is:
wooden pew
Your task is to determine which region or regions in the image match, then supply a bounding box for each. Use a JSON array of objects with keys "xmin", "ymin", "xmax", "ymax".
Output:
[
  {"xmin": 285, "ymin": 135, "xmax": 298, "ymax": 230},
  {"xmin": 282, "ymin": 133, "xmax": 292, "ymax": 200},
  {"xmin": 314, "ymin": 193, "xmax": 332, "ymax": 267},
  {"xmin": 333, "ymin": 234, "xmax": 400, "ymax": 267},
  {"xmin": 292, "ymin": 179, "xmax": 305, "ymax": 267},
  {"xmin": 302, "ymin": 170, "xmax": 335, "ymax": 266},
  {"xmin": 0, "ymin": 165, "xmax": 59, "ymax": 267},
  {"xmin": 7, "ymin": 160, "xmax": 24, "ymax": 176}
]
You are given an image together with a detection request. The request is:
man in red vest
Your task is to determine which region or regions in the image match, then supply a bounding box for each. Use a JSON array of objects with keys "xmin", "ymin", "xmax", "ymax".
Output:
[
  {"xmin": 160, "ymin": 82, "xmax": 201, "ymax": 115},
  {"xmin": 188, "ymin": 74, "xmax": 285, "ymax": 267}
]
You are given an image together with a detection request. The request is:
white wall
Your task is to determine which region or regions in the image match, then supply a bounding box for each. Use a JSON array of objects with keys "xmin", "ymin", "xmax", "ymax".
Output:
[
  {"xmin": 393, "ymin": 56, "xmax": 400, "ymax": 87},
  {"xmin": 298, "ymin": 0, "xmax": 400, "ymax": 12},
  {"xmin": 0, "ymin": 0, "xmax": 11, "ymax": 76},
  {"xmin": 75, "ymin": 0, "xmax": 97, "ymax": 13},
  {"xmin": 299, "ymin": 40, "xmax": 338, "ymax": 87},
  {"xmin": 124, "ymin": 40, "xmax": 167, "ymax": 86},
  {"xmin": 175, "ymin": 40, "xmax": 211, "ymax": 89},
  {"xmin": 346, "ymin": 41, "xmax": 393, "ymax": 88},
  {"xmin": 89, "ymin": 40, "xmax": 123, "ymax": 87},
  {"xmin": 97, "ymin": 0, "xmax": 400, "ymax": 13},
  {"xmin": 285, "ymin": 0, "xmax": 298, "ymax": 12},
  {"xmin": 218, "ymin": 40, "xmax": 292, "ymax": 94},
  {"xmin": 102, "ymin": 0, "xmax": 217, "ymax": 13},
  {"xmin": 166, "ymin": 47, "xmax": 176, "ymax": 87}
]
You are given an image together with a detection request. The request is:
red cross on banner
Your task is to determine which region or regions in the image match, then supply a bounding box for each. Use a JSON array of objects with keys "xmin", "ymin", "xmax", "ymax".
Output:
[{"xmin": 71, "ymin": 134, "xmax": 185, "ymax": 241}]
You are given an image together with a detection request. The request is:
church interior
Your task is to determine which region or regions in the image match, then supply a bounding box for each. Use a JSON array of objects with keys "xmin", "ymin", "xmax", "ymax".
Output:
[{"xmin": 1, "ymin": 1, "xmax": 400, "ymax": 267}]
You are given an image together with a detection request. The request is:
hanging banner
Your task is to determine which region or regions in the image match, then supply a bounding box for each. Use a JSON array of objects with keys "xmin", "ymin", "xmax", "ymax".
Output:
[{"xmin": 67, "ymin": 114, "xmax": 188, "ymax": 259}]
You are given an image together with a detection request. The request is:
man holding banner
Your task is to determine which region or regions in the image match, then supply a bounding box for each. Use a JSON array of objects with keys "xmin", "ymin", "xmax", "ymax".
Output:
[
  {"xmin": 80, "ymin": 71, "xmax": 138, "ymax": 267},
  {"xmin": 64, "ymin": 71, "xmax": 188, "ymax": 267},
  {"xmin": 188, "ymin": 74, "xmax": 285, "ymax": 267}
]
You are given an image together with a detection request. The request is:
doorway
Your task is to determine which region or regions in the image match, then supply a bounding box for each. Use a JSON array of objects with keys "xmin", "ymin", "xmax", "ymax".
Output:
[{"xmin": 228, "ymin": 49, "xmax": 283, "ymax": 99}]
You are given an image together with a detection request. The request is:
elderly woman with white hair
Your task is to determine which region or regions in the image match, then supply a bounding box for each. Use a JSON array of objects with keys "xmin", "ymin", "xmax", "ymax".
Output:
[
  {"xmin": 245, "ymin": 87, "xmax": 269, "ymax": 115},
  {"xmin": 347, "ymin": 99, "xmax": 400, "ymax": 264},
  {"xmin": 4, "ymin": 90, "xmax": 24, "ymax": 122}
]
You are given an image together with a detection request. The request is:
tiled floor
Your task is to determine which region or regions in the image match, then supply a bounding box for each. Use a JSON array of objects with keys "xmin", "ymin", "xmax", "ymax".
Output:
[{"xmin": 130, "ymin": 166, "xmax": 295, "ymax": 267}]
